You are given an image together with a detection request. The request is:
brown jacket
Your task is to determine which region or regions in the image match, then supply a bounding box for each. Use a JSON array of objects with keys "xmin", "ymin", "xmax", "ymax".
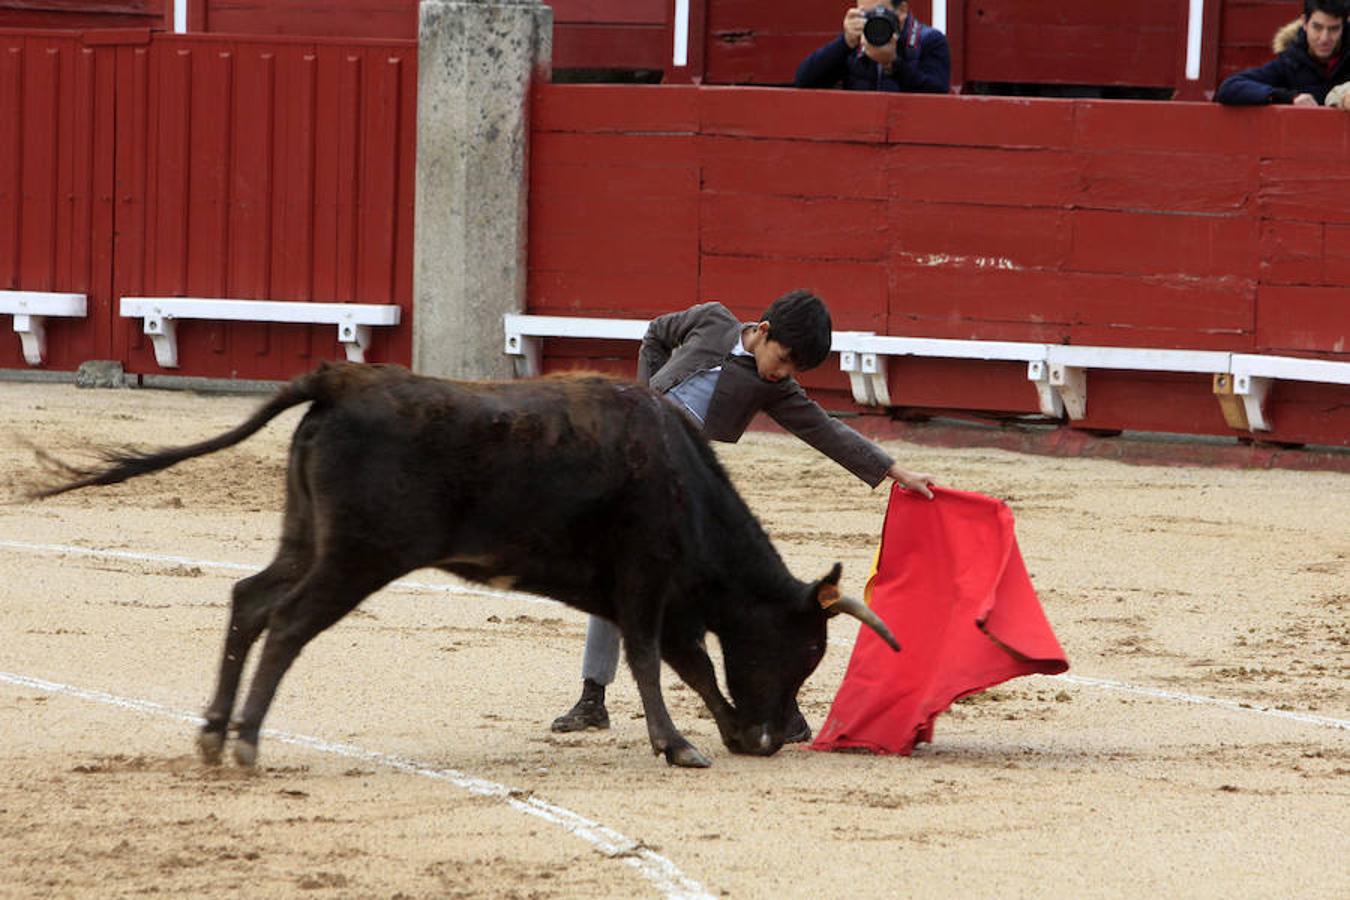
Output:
[{"xmin": 639, "ymin": 302, "xmax": 894, "ymax": 487}]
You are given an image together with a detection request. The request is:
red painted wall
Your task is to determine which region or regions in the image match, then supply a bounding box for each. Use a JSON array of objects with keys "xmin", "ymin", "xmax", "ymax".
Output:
[
  {"xmin": 959, "ymin": 1, "xmax": 1184, "ymax": 88},
  {"xmin": 699, "ymin": 1, "xmax": 1301, "ymax": 94},
  {"xmin": 189, "ymin": 1, "xmax": 416, "ymax": 39},
  {"xmin": 0, "ymin": 29, "xmax": 416, "ymax": 378},
  {"xmin": 704, "ymin": 0, "xmax": 938, "ymax": 86},
  {"xmin": 0, "ymin": 31, "xmax": 116, "ymax": 369},
  {"xmin": 0, "ymin": 1, "xmax": 169, "ymax": 30},
  {"xmin": 1218, "ymin": 0, "xmax": 1300, "ymax": 81},
  {"xmin": 112, "ymin": 33, "xmax": 417, "ymax": 379},
  {"xmin": 528, "ymin": 84, "xmax": 1350, "ymax": 446},
  {"xmin": 550, "ymin": 0, "xmax": 666, "ymax": 71},
  {"xmin": 1, "ymin": 2, "xmax": 1298, "ymax": 91},
  {"xmin": 186, "ymin": 0, "xmax": 668, "ymax": 72}
]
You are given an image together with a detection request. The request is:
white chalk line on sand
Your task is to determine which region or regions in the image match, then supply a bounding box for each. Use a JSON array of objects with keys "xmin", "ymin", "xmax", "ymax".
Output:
[
  {"xmin": 0, "ymin": 538, "xmax": 546, "ymax": 607},
  {"xmin": 0, "ymin": 670, "xmax": 713, "ymax": 900},
  {"xmin": 4, "ymin": 537, "xmax": 1348, "ymax": 737},
  {"xmin": 1046, "ymin": 673, "xmax": 1347, "ymax": 731}
]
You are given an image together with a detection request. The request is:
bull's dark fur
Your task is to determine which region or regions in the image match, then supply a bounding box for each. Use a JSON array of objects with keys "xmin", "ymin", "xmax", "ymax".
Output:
[{"xmin": 33, "ymin": 362, "xmax": 854, "ymax": 768}]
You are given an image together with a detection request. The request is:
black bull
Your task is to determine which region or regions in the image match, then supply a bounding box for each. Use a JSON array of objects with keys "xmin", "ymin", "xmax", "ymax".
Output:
[{"xmin": 31, "ymin": 363, "xmax": 899, "ymax": 768}]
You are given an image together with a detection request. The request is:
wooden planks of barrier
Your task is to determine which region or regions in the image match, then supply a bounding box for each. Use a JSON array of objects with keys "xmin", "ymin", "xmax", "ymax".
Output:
[{"xmin": 528, "ymin": 84, "xmax": 1350, "ymax": 446}]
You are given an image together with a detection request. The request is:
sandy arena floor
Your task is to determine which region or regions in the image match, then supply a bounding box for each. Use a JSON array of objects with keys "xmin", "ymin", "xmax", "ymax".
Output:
[{"xmin": 0, "ymin": 378, "xmax": 1346, "ymax": 899}]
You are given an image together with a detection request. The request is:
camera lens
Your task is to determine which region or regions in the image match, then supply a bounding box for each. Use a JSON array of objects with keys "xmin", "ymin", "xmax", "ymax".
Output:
[{"xmin": 862, "ymin": 12, "xmax": 897, "ymax": 46}]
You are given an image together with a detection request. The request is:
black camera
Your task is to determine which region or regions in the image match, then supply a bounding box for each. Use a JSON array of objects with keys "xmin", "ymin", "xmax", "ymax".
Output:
[{"xmin": 862, "ymin": 6, "xmax": 900, "ymax": 47}]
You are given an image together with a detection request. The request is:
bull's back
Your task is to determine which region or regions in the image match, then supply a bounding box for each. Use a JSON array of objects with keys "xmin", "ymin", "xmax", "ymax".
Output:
[{"xmin": 296, "ymin": 371, "xmax": 696, "ymax": 555}]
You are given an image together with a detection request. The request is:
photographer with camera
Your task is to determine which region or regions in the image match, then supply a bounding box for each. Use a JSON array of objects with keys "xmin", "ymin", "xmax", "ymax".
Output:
[{"xmin": 794, "ymin": 0, "xmax": 950, "ymax": 93}]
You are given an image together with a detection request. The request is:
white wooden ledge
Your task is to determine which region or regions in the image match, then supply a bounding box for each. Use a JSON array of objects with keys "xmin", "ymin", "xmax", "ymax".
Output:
[
  {"xmin": 1226, "ymin": 353, "xmax": 1350, "ymax": 431},
  {"xmin": 504, "ymin": 313, "xmax": 649, "ymax": 377},
  {"xmin": 120, "ymin": 298, "xmax": 401, "ymax": 368},
  {"xmin": 501, "ymin": 312, "xmax": 1350, "ymax": 433},
  {"xmin": 0, "ymin": 290, "xmax": 88, "ymax": 366},
  {"xmin": 502, "ymin": 312, "xmax": 874, "ymax": 382},
  {"xmin": 834, "ymin": 333, "xmax": 1049, "ymax": 410}
]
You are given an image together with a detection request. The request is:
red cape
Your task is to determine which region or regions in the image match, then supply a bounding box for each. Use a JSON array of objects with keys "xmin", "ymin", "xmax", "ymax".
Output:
[{"xmin": 812, "ymin": 486, "xmax": 1068, "ymax": 755}]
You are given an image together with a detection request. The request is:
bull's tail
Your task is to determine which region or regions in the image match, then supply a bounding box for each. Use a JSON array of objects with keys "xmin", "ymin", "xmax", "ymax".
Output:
[{"xmin": 28, "ymin": 365, "xmax": 342, "ymax": 500}]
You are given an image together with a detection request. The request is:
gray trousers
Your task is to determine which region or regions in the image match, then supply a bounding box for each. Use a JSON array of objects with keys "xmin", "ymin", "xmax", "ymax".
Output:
[{"xmin": 581, "ymin": 615, "xmax": 623, "ymax": 685}]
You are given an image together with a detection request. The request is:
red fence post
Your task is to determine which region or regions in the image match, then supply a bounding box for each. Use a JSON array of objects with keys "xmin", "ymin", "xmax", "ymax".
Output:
[
  {"xmin": 1173, "ymin": 0, "xmax": 1222, "ymax": 100},
  {"xmin": 663, "ymin": 0, "xmax": 707, "ymax": 83}
]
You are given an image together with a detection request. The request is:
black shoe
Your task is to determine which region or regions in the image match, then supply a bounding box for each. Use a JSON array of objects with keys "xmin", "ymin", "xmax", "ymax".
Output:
[
  {"xmin": 551, "ymin": 697, "xmax": 610, "ymax": 732},
  {"xmin": 784, "ymin": 710, "xmax": 812, "ymax": 744},
  {"xmin": 551, "ymin": 680, "xmax": 610, "ymax": 732}
]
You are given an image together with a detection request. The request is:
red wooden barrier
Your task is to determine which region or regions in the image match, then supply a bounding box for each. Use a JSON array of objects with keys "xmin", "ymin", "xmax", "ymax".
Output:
[
  {"xmin": 528, "ymin": 84, "xmax": 1350, "ymax": 446},
  {"xmin": 550, "ymin": 0, "xmax": 667, "ymax": 72},
  {"xmin": 1218, "ymin": 0, "xmax": 1300, "ymax": 81},
  {"xmin": 961, "ymin": 1, "xmax": 1183, "ymax": 88},
  {"xmin": 113, "ymin": 33, "xmax": 417, "ymax": 379},
  {"xmin": 0, "ymin": 30, "xmax": 116, "ymax": 369},
  {"xmin": 188, "ymin": 1, "xmax": 416, "ymax": 39},
  {"xmin": 0, "ymin": 28, "xmax": 416, "ymax": 378},
  {"xmin": 0, "ymin": 1, "xmax": 169, "ymax": 31},
  {"xmin": 692, "ymin": 0, "xmax": 1296, "ymax": 98},
  {"xmin": 0, "ymin": 1, "xmax": 1310, "ymax": 92},
  {"xmin": 186, "ymin": 0, "xmax": 669, "ymax": 73}
]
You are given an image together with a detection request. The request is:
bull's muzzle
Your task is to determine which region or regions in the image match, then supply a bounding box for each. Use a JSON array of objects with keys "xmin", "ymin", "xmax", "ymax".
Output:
[{"xmin": 730, "ymin": 724, "xmax": 783, "ymax": 757}]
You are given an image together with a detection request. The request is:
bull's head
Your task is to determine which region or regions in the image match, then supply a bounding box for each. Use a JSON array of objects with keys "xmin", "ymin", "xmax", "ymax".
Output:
[{"xmin": 718, "ymin": 563, "xmax": 899, "ymax": 756}]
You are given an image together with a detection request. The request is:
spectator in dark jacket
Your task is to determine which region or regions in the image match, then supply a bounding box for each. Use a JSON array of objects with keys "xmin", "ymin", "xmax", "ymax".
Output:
[
  {"xmin": 794, "ymin": 0, "xmax": 950, "ymax": 93},
  {"xmin": 1216, "ymin": 0, "xmax": 1350, "ymax": 106}
]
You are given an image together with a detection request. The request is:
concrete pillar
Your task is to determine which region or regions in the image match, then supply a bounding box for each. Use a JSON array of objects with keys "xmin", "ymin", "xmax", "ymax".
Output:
[{"xmin": 412, "ymin": 0, "xmax": 552, "ymax": 380}]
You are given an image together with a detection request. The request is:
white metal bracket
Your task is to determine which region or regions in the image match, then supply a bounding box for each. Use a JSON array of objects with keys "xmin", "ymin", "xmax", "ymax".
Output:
[
  {"xmin": 859, "ymin": 352, "xmax": 890, "ymax": 406},
  {"xmin": 839, "ymin": 350, "xmax": 890, "ymax": 406},
  {"xmin": 338, "ymin": 321, "xmax": 373, "ymax": 363},
  {"xmin": 1026, "ymin": 360, "xmax": 1064, "ymax": 418},
  {"xmin": 143, "ymin": 313, "xmax": 179, "ymax": 368},
  {"xmin": 1049, "ymin": 363, "xmax": 1087, "ymax": 420},
  {"xmin": 1, "ymin": 290, "xmax": 88, "ymax": 366},
  {"xmin": 1233, "ymin": 373, "xmax": 1272, "ymax": 432},
  {"xmin": 12, "ymin": 314, "xmax": 47, "ymax": 366},
  {"xmin": 503, "ymin": 328, "xmax": 542, "ymax": 378}
]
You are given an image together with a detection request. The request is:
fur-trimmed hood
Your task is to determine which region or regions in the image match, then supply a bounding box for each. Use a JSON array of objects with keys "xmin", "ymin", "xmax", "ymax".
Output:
[{"xmin": 1273, "ymin": 18, "xmax": 1303, "ymax": 54}]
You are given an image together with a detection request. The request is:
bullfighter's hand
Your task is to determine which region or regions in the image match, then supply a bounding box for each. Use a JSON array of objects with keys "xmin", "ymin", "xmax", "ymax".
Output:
[
  {"xmin": 863, "ymin": 34, "xmax": 899, "ymax": 67},
  {"xmin": 843, "ymin": 8, "xmax": 865, "ymax": 48},
  {"xmin": 1292, "ymin": 93, "xmax": 1319, "ymax": 107},
  {"xmin": 887, "ymin": 463, "xmax": 935, "ymax": 499}
]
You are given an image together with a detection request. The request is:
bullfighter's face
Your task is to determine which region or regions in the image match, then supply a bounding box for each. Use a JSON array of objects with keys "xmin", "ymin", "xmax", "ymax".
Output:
[
  {"xmin": 744, "ymin": 322, "xmax": 801, "ymax": 383},
  {"xmin": 1305, "ymin": 11, "xmax": 1344, "ymax": 61}
]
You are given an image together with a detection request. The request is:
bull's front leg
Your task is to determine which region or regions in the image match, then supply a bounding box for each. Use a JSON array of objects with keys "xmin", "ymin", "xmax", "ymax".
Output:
[
  {"xmin": 661, "ymin": 637, "xmax": 740, "ymax": 751},
  {"xmin": 619, "ymin": 606, "xmax": 710, "ymax": 768}
]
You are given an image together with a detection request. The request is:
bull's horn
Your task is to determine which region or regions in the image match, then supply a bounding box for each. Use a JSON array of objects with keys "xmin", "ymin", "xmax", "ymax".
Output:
[{"xmin": 831, "ymin": 596, "xmax": 901, "ymax": 652}]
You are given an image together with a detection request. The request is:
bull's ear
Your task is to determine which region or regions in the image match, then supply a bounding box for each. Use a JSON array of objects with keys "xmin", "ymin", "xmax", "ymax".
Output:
[{"xmin": 813, "ymin": 562, "xmax": 844, "ymax": 610}]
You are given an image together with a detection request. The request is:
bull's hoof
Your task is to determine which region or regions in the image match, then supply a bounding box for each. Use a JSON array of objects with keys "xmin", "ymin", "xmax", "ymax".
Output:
[
  {"xmin": 784, "ymin": 712, "xmax": 813, "ymax": 744},
  {"xmin": 232, "ymin": 739, "xmax": 259, "ymax": 768},
  {"xmin": 196, "ymin": 730, "xmax": 225, "ymax": 766},
  {"xmin": 664, "ymin": 744, "xmax": 712, "ymax": 768}
]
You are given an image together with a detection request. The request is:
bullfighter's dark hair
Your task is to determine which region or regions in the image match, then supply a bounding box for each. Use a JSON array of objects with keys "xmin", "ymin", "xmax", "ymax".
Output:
[
  {"xmin": 761, "ymin": 289, "xmax": 833, "ymax": 371},
  {"xmin": 1306, "ymin": 0, "xmax": 1349, "ymax": 18}
]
